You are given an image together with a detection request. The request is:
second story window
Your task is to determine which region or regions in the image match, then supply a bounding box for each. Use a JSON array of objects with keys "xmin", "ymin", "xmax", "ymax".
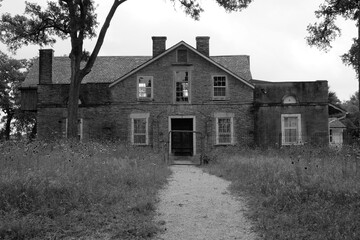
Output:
[
  {"xmin": 137, "ymin": 76, "xmax": 153, "ymax": 99},
  {"xmin": 175, "ymin": 70, "xmax": 190, "ymax": 103},
  {"xmin": 213, "ymin": 76, "xmax": 227, "ymax": 100}
]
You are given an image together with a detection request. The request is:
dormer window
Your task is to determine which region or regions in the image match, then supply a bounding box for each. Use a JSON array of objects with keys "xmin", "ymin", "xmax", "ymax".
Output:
[
  {"xmin": 177, "ymin": 49, "xmax": 188, "ymax": 63},
  {"xmin": 283, "ymin": 95, "xmax": 297, "ymax": 104}
]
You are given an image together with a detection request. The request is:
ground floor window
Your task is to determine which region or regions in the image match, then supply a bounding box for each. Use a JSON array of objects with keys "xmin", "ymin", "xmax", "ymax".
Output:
[
  {"xmin": 63, "ymin": 118, "xmax": 83, "ymax": 140},
  {"xmin": 281, "ymin": 114, "xmax": 302, "ymax": 145},
  {"xmin": 130, "ymin": 113, "xmax": 149, "ymax": 145},
  {"xmin": 215, "ymin": 112, "xmax": 234, "ymax": 145}
]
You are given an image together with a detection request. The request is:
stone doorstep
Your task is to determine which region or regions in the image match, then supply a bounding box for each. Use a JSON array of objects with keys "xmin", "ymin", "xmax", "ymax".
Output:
[{"xmin": 169, "ymin": 155, "xmax": 201, "ymax": 165}]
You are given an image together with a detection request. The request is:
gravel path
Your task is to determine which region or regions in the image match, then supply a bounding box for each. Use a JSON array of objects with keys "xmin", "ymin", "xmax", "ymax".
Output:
[{"xmin": 154, "ymin": 165, "xmax": 259, "ymax": 240}]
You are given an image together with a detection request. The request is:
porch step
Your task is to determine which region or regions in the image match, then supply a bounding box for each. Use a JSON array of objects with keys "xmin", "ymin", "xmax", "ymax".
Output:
[{"xmin": 169, "ymin": 155, "xmax": 201, "ymax": 165}]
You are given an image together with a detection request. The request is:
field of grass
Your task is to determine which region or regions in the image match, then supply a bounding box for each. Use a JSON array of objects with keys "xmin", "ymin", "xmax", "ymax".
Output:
[
  {"xmin": 0, "ymin": 140, "xmax": 171, "ymax": 239},
  {"xmin": 204, "ymin": 145, "xmax": 360, "ymax": 240}
]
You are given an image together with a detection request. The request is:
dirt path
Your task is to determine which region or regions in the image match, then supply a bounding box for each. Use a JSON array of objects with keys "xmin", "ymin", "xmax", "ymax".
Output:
[{"xmin": 154, "ymin": 165, "xmax": 259, "ymax": 240}]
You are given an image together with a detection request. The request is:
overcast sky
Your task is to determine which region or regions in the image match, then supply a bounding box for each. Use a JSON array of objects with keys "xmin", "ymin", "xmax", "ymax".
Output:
[{"xmin": 0, "ymin": 0, "xmax": 357, "ymax": 101}]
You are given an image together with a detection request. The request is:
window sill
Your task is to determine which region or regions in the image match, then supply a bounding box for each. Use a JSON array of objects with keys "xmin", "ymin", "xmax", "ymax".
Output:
[
  {"xmin": 137, "ymin": 98, "xmax": 153, "ymax": 102},
  {"xmin": 171, "ymin": 63, "xmax": 193, "ymax": 66},
  {"xmin": 281, "ymin": 142, "xmax": 304, "ymax": 146},
  {"xmin": 215, "ymin": 143, "xmax": 234, "ymax": 146},
  {"xmin": 212, "ymin": 98, "xmax": 229, "ymax": 101}
]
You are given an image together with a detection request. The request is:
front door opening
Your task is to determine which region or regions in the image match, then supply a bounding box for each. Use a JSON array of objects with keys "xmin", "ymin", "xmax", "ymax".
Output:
[{"xmin": 171, "ymin": 118, "xmax": 193, "ymax": 156}]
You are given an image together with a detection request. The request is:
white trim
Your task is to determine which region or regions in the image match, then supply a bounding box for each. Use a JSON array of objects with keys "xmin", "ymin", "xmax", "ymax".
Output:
[
  {"xmin": 214, "ymin": 113, "xmax": 235, "ymax": 145},
  {"xmin": 109, "ymin": 41, "xmax": 254, "ymax": 89},
  {"xmin": 137, "ymin": 76, "xmax": 153, "ymax": 100},
  {"xmin": 173, "ymin": 68, "xmax": 191, "ymax": 104},
  {"xmin": 130, "ymin": 113, "xmax": 150, "ymax": 145},
  {"xmin": 168, "ymin": 116, "xmax": 196, "ymax": 155},
  {"xmin": 64, "ymin": 118, "xmax": 83, "ymax": 141},
  {"xmin": 212, "ymin": 75, "xmax": 228, "ymax": 100},
  {"xmin": 281, "ymin": 114, "xmax": 302, "ymax": 145}
]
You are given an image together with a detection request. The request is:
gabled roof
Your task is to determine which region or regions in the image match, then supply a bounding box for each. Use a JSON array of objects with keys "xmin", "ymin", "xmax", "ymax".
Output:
[
  {"xmin": 22, "ymin": 56, "xmax": 151, "ymax": 87},
  {"xmin": 329, "ymin": 118, "xmax": 346, "ymax": 129},
  {"xmin": 22, "ymin": 41, "xmax": 253, "ymax": 88},
  {"xmin": 109, "ymin": 41, "xmax": 254, "ymax": 88}
]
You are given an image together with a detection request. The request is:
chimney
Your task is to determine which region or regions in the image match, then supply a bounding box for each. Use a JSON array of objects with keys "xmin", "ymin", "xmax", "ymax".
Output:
[
  {"xmin": 196, "ymin": 36, "xmax": 210, "ymax": 57},
  {"xmin": 39, "ymin": 49, "xmax": 53, "ymax": 84},
  {"xmin": 152, "ymin": 36, "xmax": 167, "ymax": 58}
]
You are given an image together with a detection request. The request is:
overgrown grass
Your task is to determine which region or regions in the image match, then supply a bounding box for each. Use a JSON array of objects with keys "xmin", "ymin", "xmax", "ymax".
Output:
[
  {"xmin": 0, "ymin": 140, "xmax": 171, "ymax": 239},
  {"xmin": 203, "ymin": 145, "xmax": 360, "ymax": 240}
]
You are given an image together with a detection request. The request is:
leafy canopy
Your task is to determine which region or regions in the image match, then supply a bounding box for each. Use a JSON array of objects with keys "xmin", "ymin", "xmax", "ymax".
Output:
[
  {"xmin": 0, "ymin": 0, "xmax": 98, "ymax": 53},
  {"xmin": 0, "ymin": 0, "xmax": 253, "ymax": 52},
  {"xmin": 306, "ymin": 0, "xmax": 360, "ymax": 68}
]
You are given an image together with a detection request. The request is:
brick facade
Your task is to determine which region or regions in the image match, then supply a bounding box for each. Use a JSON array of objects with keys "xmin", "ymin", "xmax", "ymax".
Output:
[{"xmin": 22, "ymin": 37, "xmax": 329, "ymax": 154}]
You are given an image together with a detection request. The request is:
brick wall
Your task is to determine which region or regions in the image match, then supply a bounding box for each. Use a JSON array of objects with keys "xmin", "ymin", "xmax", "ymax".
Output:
[
  {"xmin": 36, "ymin": 45, "xmax": 255, "ymax": 153},
  {"xmin": 254, "ymin": 81, "xmax": 329, "ymax": 147}
]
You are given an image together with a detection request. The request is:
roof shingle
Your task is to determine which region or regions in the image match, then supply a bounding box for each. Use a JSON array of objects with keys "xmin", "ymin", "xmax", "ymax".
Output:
[{"xmin": 23, "ymin": 54, "xmax": 252, "ymax": 87}]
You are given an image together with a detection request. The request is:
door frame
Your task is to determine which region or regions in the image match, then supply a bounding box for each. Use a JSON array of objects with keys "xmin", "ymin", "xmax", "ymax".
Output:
[{"xmin": 168, "ymin": 116, "xmax": 196, "ymax": 156}]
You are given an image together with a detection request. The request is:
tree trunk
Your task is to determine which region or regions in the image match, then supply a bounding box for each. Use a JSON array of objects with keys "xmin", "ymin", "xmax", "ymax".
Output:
[
  {"xmin": 66, "ymin": 50, "xmax": 83, "ymax": 140},
  {"xmin": 4, "ymin": 111, "xmax": 14, "ymax": 140},
  {"xmin": 65, "ymin": 0, "xmax": 124, "ymax": 140},
  {"xmin": 358, "ymin": 1, "xmax": 360, "ymax": 137}
]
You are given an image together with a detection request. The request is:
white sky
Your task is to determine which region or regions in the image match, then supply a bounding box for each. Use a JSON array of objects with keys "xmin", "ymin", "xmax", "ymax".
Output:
[{"xmin": 0, "ymin": 0, "xmax": 357, "ymax": 101}]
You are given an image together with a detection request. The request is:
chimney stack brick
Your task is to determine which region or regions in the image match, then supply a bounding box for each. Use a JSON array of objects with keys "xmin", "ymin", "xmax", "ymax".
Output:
[
  {"xmin": 152, "ymin": 36, "xmax": 167, "ymax": 58},
  {"xmin": 196, "ymin": 36, "xmax": 210, "ymax": 57},
  {"xmin": 39, "ymin": 49, "xmax": 53, "ymax": 84}
]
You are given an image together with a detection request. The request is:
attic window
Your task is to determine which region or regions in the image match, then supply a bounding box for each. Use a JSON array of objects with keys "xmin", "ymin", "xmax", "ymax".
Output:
[
  {"xmin": 283, "ymin": 95, "xmax": 297, "ymax": 104},
  {"xmin": 177, "ymin": 49, "xmax": 188, "ymax": 63}
]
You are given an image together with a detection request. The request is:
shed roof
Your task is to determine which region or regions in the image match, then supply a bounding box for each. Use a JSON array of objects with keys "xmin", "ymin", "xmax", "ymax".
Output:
[{"xmin": 329, "ymin": 118, "xmax": 346, "ymax": 129}]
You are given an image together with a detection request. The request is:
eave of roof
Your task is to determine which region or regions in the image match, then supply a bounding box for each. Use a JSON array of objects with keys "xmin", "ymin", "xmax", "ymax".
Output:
[{"xmin": 109, "ymin": 41, "xmax": 254, "ymax": 89}]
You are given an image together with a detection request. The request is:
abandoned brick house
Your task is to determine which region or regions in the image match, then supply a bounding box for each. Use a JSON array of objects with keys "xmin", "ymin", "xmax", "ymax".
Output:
[{"xmin": 20, "ymin": 36, "xmax": 329, "ymax": 155}]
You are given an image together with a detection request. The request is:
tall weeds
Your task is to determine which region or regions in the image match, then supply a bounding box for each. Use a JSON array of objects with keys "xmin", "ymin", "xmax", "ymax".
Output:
[
  {"xmin": 0, "ymin": 140, "xmax": 170, "ymax": 239},
  {"xmin": 204, "ymin": 145, "xmax": 360, "ymax": 240}
]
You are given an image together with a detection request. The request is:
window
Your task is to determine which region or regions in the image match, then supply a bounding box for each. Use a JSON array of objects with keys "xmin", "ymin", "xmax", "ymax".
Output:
[
  {"xmin": 131, "ymin": 113, "xmax": 149, "ymax": 145},
  {"xmin": 177, "ymin": 49, "xmax": 188, "ymax": 63},
  {"xmin": 281, "ymin": 114, "xmax": 302, "ymax": 145},
  {"xmin": 63, "ymin": 118, "xmax": 83, "ymax": 141},
  {"xmin": 175, "ymin": 70, "xmax": 190, "ymax": 103},
  {"xmin": 137, "ymin": 76, "xmax": 153, "ymax": 99},
  {"xmin": 329, "ymin": 129, "xmax": 333, "ymax": 143},
  {"xmin": 213, "ymin": 76, "xmax": 227, "ymax": 100},
  {"xmin": 283, "ymin": 95, "xmax": 297, "ymax": 104},
  {"xmin": 215, "ymin": 113, "xmax": 234, "ymax": 145}
]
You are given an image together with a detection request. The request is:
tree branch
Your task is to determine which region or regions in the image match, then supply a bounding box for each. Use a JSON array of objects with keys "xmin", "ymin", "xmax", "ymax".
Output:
[{"xmin": 81, "ymin": 0, "xmax": 126, "ymax": 78}]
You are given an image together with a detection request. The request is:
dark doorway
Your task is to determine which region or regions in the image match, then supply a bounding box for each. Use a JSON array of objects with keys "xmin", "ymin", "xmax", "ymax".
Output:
[{"xmin": 171, "ymin": 118, "xmax": 193, "ymax": 156}]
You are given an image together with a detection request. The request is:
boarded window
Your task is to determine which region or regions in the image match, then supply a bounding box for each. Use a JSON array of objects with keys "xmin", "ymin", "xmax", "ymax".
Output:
[{"xmin": 177, "ymin": 49, "xmax": 188, "ymax": 62}]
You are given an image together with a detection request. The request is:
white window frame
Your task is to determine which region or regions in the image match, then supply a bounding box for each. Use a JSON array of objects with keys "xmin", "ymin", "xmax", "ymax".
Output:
[
  {"xmin": 214, "ymin": 112, "xmax": 234, "ymax": 145},
  {"xmin": 64, "ymin": 118, "xmax": 83, "ymax": 141},
  {"xmin": 281, "ymin": 114, "xmax": 302, "ymax": 145},
  {"xmin": 130, "ymin": 113, "xmax": 149, "ymax": 145},
  {"xmin": 137, "ymin": 76, "xmax": 153, "ymax": 100},
  {"xmin": 174, "ymin": 69, "xmax": 191, "ymax": 103},
  {"xmin": 212, "ymin": 75, "xmax": 228, "ymax": 100}
]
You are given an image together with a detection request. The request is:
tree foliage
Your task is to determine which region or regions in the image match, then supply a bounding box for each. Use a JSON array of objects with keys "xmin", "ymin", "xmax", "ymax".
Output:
[
  {"xmin": 307, "ymin": 0, "xmax": 360, "ymax": 131},
  {"xmin": 0, "ymin": 0, "xmax": 254, "ymax": 139},
  {"xmin": 0, "ymin": 51, "xmax": 35, "ymax": 140}
]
